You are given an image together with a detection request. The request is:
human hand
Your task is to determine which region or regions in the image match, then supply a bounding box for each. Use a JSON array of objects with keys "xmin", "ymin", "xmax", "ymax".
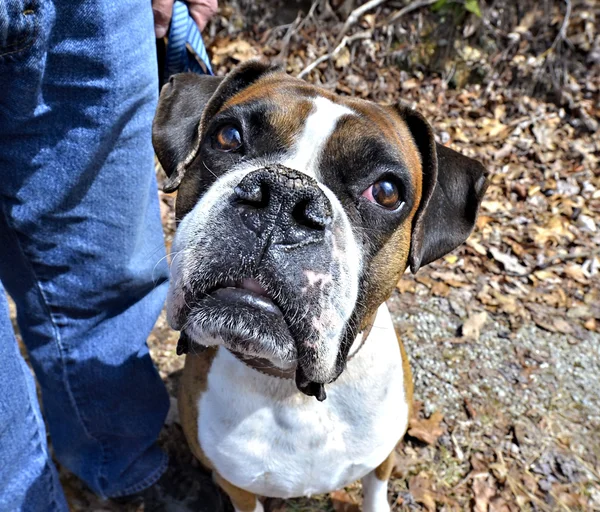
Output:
[{"xmin": 153, "ymin": 0, "xmax": 218, "ymax": 38}]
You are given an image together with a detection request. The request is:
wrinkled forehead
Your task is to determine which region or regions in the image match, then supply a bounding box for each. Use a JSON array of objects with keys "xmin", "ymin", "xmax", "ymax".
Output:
[{"xmin": 217, "ymin": 73, "xmax": 422, "ymax": 179}]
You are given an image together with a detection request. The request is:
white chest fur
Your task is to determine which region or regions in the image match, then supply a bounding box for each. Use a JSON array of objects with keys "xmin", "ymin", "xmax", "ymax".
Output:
[{"xmin": 195, "ymin": 304, "xmax": 408, "ymax": 499}]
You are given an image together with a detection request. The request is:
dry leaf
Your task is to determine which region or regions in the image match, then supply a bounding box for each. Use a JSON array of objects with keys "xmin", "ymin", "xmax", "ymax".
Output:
[
  {"xmin": 330, "ymin": 490, "xmax": 359, "ymax": 512},
  {"xmin": 472, "ymin": 474, "xmax": 497, "ymax": 512},
  {"xmin": 584, "ymin": 318, "xmax": 597, "ymax": 331},
  {"xmin": 431, "ymin": 280, "xmax": 451, "ymax": 297},
  {"xmin": 551, "ymin": 317, "xmax": 574, "ymax": 335},
  {"xmin": 396, "ymin": 279, "xmax": 416, "ymax": 293},
  {"xmin": 461, "ymin": 312, "xmax": 488, "ymax": 341},
  {"xmin": 408, "ymin": 411, "xmax": 445, "ymax": 445},
  {"xmin": 333, "ymin": 47, "xmax": 351, "ymax": 68},
  {"xmin": 489, "ymin": 496, "xmax": 512, "ymax": 512},
  {"xmin": 211, "ymin": 39, "xmax": 258, "ymax": 65},
  {"xmin": 409, "ymin": 473, "xmax": 436, "ymax": 512},
  {"xmin": 488, "ymin": 247, "xmax": 529, "ymax": 275}
]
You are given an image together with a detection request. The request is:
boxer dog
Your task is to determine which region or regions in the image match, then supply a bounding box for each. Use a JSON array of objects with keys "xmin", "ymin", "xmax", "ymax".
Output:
[{"xmin": 153, "ymin": 60, "xmax": 488, "ymax": 512}]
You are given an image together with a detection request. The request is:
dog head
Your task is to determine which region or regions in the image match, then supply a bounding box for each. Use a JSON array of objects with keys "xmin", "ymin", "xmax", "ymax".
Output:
[{"xmin": 153, "ymin": 60, "xmax": 488, "ymax": 399}]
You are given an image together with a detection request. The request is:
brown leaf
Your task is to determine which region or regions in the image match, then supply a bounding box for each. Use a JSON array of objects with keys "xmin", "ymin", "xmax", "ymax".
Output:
[
  {"xmin": 563, "ymin": 264, "xmax": 588, "ymax": 284},
  {"xmin": 415, "ymin": 275, "xmax": 435, "ymax": 288},
  {"xmin": 584, "ymin": 317, "xmax": 598, "ymax": 332},
  {"xmin": 330, "ymin": 490, "xmax": 359, "ymax": 512},
  {"xmin": 472, "ymin": 474, "xmax": 497, "ymax": 512},
  {"xmin": 396, "ymin": 279, "xmax": 416, "ymax": 293},
  {"xmin": 461, "ymin": 312, "xmax": 488, "ymax": 341},
  {"xmin": 551, "ymin": 317, "xmax": 574, "ymax": 335},
  {"xmin": 430, "ymin": 270, "xmax": 470, "ymax": 288},
  {"xmin": 409, "ymin": 473, "xmax": 436, "ymax": 512},
  {"xmin": 211, "ymin": 39, "xmax": 258, "ymax": 65},
  {"xmin": 431, "ymin": 280, "xmax": 451, "ymax": 297},
  {"xmin": 491, "ymin": 290, "xmax": 519, "ymax": 315},
  {"xmin": 489, "ymin": 496, "xmax": 512, "ymax": 512},
  {"xmin": 408, "ymin": 411, "xmax": 445, "ymax": 445}
]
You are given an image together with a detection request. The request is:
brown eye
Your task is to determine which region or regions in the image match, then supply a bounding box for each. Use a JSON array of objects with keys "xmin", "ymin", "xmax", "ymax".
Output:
[
  {"xmin": 214, "ymin": 125, "xmax": 242, "ymax": 152},
  {"xmin": 362, "ymin": 179, "xmax": 402, "ymax": 209}
]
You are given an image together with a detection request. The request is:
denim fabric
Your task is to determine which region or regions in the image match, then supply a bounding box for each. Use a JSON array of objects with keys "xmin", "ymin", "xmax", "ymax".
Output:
[{"xmin": 0, "ymin": 0, "xmax": 170, "ymax": 508}]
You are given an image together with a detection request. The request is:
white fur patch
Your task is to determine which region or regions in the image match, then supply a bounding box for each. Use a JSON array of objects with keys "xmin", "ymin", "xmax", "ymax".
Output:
[
  {"xmin": 282, "ymin": 96, "xmax": 353, "ymax": 179},
  {"xmin": 196, "ymin": 303, "xmax": 408, "ymax": 499},
  {"xmin": 362, "ymin": 471, "xmax": 391, "ymax": 512}
]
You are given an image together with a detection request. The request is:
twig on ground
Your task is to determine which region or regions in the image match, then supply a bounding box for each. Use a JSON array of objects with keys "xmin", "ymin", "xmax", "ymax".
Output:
[
  {"xmin": 386, "ymin": 0, "xmax": 438, "ymax": 25},
  {"xmin": 534, "ymin": 248, "xmax": 600, "ymax": 271},
  {"xmin": 297, "ymin": 31, "xmax": 371, "ymax": 79},
  {"xmin": 334, "ymin": 0, "xmax": 388, "ymax": 47},
  {"xmin": 550, "ymin": 0, "xmax": 572, "ymax": 51},
  {"xmin": 275, "ymin": 0, "xmax": 322, "ymax": 63}
]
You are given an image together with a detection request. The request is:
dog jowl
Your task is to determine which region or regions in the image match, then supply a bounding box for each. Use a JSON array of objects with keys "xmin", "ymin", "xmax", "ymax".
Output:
[{"xmin": 153, "ymin": 60, "xmax": 487, "ymax": 509}]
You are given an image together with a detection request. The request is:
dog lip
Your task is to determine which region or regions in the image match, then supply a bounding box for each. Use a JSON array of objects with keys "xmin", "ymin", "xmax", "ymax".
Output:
[
  {"xmin": 239, "ymin": 278, "xmax": 269, "ymax": 296},
  {"xmin": 210, "ymin": 283, "xmax": 282, "ymax": 316}
]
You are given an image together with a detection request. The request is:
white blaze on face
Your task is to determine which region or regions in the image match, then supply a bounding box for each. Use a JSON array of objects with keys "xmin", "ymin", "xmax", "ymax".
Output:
[{"xmin": 282, "ymin": 96, "xmax": 354, "ymax": 180}]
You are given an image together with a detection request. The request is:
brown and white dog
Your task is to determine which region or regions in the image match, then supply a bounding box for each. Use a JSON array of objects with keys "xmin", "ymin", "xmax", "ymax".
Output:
[{"xmin": 153, "ymin": 60, "xmax": 488, "ymax": 512}]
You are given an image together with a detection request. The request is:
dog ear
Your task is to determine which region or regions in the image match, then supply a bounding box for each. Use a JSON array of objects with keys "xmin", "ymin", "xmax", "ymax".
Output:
[
  {"xmin": 153, "ymin": 60, "xmax": 281, "ymax": 192},
  {"xmin": 395, "ymin": 104, "xmax": 489, "ymax": 273}
]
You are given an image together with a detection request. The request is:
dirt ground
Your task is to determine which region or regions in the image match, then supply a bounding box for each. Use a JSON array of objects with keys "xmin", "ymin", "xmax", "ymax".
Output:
[{"xmin": 13, "ymin": 0, "xmax": 600, "ymax": 510}]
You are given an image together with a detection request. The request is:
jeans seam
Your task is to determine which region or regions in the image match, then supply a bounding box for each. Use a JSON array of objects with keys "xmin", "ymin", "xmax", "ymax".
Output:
[
  {"xmin": 18, "ymin": 360, "xmax": 64, "ymax": 511},
  {"xmin": 108, "ymin": 451, "xmax": 168, "ymax": 498},
  {"xmin": 0, "ymin": 6, "xmax": 39, "ymax": 58},
  {"xmin": 0, "ymin": 205, "xmax": 108, "ymax": 493}
]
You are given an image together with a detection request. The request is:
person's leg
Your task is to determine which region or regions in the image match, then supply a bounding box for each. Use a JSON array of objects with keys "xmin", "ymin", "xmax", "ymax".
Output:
[
  {"xmin": 0, "ymin": 286, "xmax": 69, "ymax": 511},
  {"xmin": 0, "ymin": 0, "xmax": 170, "ymax": 500}
]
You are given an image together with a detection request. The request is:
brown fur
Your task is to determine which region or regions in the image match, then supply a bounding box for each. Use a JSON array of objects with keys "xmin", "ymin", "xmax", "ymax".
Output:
[
  {"xmin": 180, "ymin": 348, "xmax": 262, "ymax": 510},
  {"xmin": 269, "ymin": 98, "xmax": 314, "ymax": 148},
  {"xmin": 396, "ymin": 330, "xmax": 414, "ymax": 422},
  {"xmin": 374, "ymin": 451, "xmax": 396, "ymax": 481},
  {"xmin": 179, "ymin": 347, "xmax": 218, "ymax": 469},
  {"xmin": 214, "ymin": 472, "xmax": 259, "ymax": 512}
]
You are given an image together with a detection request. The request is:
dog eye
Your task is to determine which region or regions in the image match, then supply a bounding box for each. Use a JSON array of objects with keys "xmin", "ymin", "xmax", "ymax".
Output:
[
  {"xmin": 362, "ymin": 179, "xmax": 403, "ymax": 210},
  {"xmin": 213, "ymin": 125, "xmax": 242, "ymax": 152}
]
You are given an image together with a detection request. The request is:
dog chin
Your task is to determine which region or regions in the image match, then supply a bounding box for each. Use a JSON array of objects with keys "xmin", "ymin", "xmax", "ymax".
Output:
[{"xmin": 180, "ymin": 297, "xmax": 298, "ymax": 366}]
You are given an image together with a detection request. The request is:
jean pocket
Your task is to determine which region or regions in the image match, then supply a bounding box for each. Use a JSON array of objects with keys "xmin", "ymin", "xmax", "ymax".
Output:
[{"xmin": 0, "ymin": 0, "xmax": 38, "ymax": 57}]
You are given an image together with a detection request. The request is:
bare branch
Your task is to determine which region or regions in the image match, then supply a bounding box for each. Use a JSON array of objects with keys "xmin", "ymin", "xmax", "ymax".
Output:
[
  {"xmin": 550, "ymin": 0, "xmax": 572, "ymax": 50},
  {"xmin": 387, "ymin": 0, "xmax": 438, "ymax": 25},
  {"xmin": 275, "ymin": 1, "xmax": 322, "ymax": 64},
  {"xmin": 297, "ymin": 31, "xmax": 371, "ymax": 79},
  {"xmin": 334, "ymin": 0, "xmax": 388, "ymax": 47}
]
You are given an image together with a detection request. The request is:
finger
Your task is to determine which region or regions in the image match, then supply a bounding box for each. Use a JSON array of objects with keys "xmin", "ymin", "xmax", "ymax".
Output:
[
  {"xmin": 153, "ymin": 0, "xmax": 175, "ymax": 38},
  {"xmin": 188, "ymin": 0, "xmax": 218, "ymax": 32}
]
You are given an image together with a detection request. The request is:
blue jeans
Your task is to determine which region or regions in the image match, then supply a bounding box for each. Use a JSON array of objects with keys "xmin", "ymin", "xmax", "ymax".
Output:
[{"xmin": 0, "ymin": 0, "xmax": 170, "ymax": 509}]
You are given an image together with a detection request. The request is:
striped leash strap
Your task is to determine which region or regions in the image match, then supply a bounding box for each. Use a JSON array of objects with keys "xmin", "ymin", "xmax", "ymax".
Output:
[{"xmin": 164, "ymin": 0, "xmax": 213, "ymax": 81}]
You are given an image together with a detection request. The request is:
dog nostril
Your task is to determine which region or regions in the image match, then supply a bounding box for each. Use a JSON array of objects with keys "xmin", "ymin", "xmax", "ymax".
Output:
[
  {"xmin": 291, "ymin": 199, "xmax": 329, "ymax": 230},
  {"xmin": 234, "ymin": 182, "xmax": 270, "ymax": 208}
]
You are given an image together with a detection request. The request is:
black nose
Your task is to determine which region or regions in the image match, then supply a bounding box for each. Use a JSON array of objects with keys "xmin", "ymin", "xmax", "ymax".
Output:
[{"xmin": 233, "ymin": 165, "xmax": 332, "ymax": 246}]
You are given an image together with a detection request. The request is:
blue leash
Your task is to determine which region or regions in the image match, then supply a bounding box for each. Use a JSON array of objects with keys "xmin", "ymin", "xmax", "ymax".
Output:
[{"xmin": 164, "ymin": 0, "xmax": 213, "ymax": 79}]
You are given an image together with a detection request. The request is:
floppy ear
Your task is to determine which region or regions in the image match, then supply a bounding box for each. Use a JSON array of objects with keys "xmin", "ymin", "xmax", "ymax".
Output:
[
  {"xmin": 395, "ymin": 105, "xmax": 489, "ymax": 273},
  {"xmin": 152, "ymin": 60, "xmax": 281, "ymax": 192}
]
